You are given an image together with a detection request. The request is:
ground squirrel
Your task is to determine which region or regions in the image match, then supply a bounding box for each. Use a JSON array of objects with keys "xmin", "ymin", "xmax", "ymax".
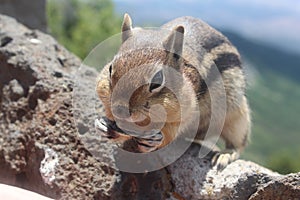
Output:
[{"xmin": 96, "ymin": 13, "xmax": 251, "ymax": 169}]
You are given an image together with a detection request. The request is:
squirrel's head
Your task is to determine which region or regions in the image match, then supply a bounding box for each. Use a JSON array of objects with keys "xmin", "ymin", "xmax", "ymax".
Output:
[{"xmin": 100, "ymin": 14, "xmax": 196, "ymax": 133}]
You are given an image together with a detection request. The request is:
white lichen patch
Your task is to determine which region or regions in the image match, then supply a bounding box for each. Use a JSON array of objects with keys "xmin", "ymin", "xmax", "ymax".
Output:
[
  {"xmin": 29, "ymin": 38, "xmax": 42, "ymax": 44},
  {"xmin": 40, "ymin": 148, "xmax": 59, "ymax": 186}
]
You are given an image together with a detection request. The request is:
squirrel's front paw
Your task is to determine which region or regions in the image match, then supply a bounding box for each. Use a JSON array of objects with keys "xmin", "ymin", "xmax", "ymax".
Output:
[
  {"xmin": 95, "ymin": 117, "xmax": 120, "ymax": 139},
  {"xmin": 134, "ymin": 132, "xmax": 163, "ymax": 153},
  {"xmin": 95, "ymin": 117, "xmax": 164, "ymax": 152}
]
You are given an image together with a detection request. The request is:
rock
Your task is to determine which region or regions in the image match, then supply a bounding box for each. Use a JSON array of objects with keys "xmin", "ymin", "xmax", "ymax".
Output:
[
  {"xmin": 0, "ymin": 14, "xmax": 299, "ymax": 200},
  {"xmin": 249, "ymin": 173, "xmax": 300, "ymax": 200},
  {"xmin": 0, "ymin": 14, "xmax": 118, "ymax": 199},
  {"xmin": 2, "ymin": 79, "xmax": 24, "ymax": 101},
  {"xmin": 168, "ymin": 145, "xmax": 280, "ymax": 200}
]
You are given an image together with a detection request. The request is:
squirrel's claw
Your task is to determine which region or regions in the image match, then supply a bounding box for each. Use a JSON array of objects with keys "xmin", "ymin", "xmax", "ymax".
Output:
[
  {"xmin": 95, "ymin": 118, "xmax": 108, "ymax": 132},
  {"xmin": 211, "ymin": 150, "xmax": 239, "ymax": 171},
  {"xmin": 95, "ymin": 117, "xmax": 120, "ymax": 139},
  {"xmin": 134, "ymin": 132, "xmax": 163, "ymax": 153}
]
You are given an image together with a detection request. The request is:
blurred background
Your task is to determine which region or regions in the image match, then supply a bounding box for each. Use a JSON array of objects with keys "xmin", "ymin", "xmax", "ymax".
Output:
[{"xmin": 0, "ymin": 0, "xmax": 299, "ymax": 174}]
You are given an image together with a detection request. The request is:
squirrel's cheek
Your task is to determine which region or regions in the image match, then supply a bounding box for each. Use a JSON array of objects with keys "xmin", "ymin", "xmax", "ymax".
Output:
[{"xmin": 96, "ymin": 80, "xmax": 111, "ymax": 103}]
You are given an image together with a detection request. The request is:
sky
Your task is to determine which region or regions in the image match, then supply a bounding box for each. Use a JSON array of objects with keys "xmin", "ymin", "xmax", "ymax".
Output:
[{"xmin": 113, "ymin": 0, "xmax": 300, "ymax": 54}]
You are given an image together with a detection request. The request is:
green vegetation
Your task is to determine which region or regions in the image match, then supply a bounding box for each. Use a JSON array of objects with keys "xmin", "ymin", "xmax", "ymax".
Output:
[
  {"xmin": 267, "ymin": 150, "xmax": 300, "ymax": 174},
  {"xmin": 244, "ymin": 69, "xmax": 300, "ymax": 173},
  {"xmin": 47, "ymin": 0, "xmax": 122, "ymax": 59},
  {"xmin": 46, "ymin": 2, "xmax": 300, "ymax": 174}
]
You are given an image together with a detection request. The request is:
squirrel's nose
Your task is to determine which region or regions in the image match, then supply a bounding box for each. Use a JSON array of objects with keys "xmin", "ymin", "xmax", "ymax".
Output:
[{"xmin": 112, "ymin": 105, "xmax": 130, "ymax": 119}]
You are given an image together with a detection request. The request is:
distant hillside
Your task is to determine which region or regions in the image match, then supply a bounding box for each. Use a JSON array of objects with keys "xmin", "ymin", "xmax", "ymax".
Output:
[
  {"xmin": 223, "ymin": 31, "xmax": 300, "ymax": 83},
  {"xmin": 223, "ymin": 31, "xmax": 300, "ymax": 173}
]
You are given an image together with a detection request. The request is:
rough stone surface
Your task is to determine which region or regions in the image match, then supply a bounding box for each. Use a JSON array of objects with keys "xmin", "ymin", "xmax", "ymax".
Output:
[
  {"xmin": 0, "ymin": 14, "xmax": 299, "ymax": 200},
  {"xmin": 249, "ymin": 173, "xmax": 300, "ymax": 200},
  {"xmin": 0, "ymin": 14, "xmax": 118, "ymax": 199}
]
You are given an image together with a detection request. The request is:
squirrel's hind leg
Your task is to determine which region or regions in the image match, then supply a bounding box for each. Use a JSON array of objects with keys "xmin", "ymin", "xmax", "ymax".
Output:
[{"xmin": 212, "ymin": 96, "xmax": 251, "ymax": 170}]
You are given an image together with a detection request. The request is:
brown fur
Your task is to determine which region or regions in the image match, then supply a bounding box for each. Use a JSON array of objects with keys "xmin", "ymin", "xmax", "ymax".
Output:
[{"xmin": 96, "ymin": 14, "xmax": 251, "ymax": 168}]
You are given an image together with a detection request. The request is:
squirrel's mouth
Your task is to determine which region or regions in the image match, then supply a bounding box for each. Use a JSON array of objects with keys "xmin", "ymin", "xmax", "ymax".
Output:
[{"xmin": 95, "ymin": 117, "xmax": 164, "ymax": 152}]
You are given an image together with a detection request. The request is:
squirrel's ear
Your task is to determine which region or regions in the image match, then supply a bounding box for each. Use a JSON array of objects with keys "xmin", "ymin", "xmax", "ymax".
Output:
[
  {"xmin": 121, "ymin": 13, "xmax": 133, "ymax": 43},
  {"xmin": 163, "ymin": 26, "xmax": 184, "ymax": 68}
]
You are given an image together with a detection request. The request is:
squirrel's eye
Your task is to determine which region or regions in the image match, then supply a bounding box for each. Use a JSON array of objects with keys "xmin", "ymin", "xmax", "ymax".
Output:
[
  {"xmin": 149, "ymin": 70, "xmax": 164, "ymax": 92},
  {"xmin": 109, "ymin": 64, "xmax": 112, "ymax": 77}
]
